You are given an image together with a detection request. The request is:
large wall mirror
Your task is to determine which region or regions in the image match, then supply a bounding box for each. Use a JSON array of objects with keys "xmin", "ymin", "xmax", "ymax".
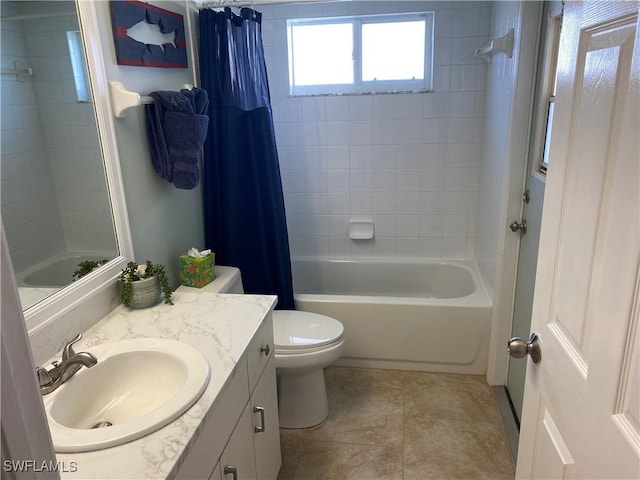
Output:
[{"xmin": 1, "ymin": 1, "xmax": 133, "ymax": 332}]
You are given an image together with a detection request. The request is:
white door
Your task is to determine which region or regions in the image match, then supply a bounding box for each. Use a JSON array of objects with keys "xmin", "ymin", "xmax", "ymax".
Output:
[{"xmin": 516, "ymin": 0, "xmax": 640, "ymax": 478}]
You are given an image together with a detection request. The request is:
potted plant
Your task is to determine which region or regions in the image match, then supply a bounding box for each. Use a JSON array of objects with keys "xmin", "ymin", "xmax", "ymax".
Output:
[
  {"xmin": 118, "ymin": 261, "xmax": 173, "ymax": 308},
  {"xmin": 72, "ymin": 259, "xmax": 109, "ymax": 281}
]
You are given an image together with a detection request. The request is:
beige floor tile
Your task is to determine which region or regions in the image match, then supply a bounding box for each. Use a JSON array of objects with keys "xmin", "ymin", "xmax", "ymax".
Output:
[
  {"xmin": 278, "ymin": 429, "xmax": 304, "ymax": 480},
  {"xmin": 293, "ymin": 440, "xmax": 403, "ymax": 480},
  {"xmin": 277, "ymin": 367, "xmax": 514, "ymax": 480},
  {"xmin": 404, "ymin": 416, "xmax": 514, "ymax": 480},
  {"xmin": 301, "ymin": 367, "xmax": 404, "ymax": 446},
  {"xmin": 403, "ymin": 371, "xmax": 502, "ymax": 426}
]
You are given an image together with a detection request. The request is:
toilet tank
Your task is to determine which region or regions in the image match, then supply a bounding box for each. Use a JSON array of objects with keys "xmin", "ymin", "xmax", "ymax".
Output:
[{"xmin": 175, "ymin": 266, "xmax": 245, "ymax": 294}]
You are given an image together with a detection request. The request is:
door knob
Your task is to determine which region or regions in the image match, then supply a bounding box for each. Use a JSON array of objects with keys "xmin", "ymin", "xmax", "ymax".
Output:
[
  {"xmin": 508, "ymin": 333, "xmax": 541, "ymax": 364},
  {"xmin": 509, "ymin": 219, "xmax": 527, "ymax": 234}
]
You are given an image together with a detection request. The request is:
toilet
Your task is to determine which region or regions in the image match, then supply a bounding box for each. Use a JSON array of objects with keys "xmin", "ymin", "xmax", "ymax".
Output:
[{"xmin": 176, "ymin": 265, "xmax": 345, "ymax": 428}]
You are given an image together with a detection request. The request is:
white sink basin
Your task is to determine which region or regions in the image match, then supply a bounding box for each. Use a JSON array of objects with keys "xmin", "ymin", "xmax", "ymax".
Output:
[{"xmin": 43, "ymin": 338, "xmax": 210, "ymax": 452}]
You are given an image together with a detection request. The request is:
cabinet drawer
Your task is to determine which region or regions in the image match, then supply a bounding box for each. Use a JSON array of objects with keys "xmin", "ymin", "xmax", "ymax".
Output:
[
  {"xmin": 176, "ymin": 357, "xmax": 249, "ymax": 480},
  {"xmin": 245, "ymin": 313, "xmax": 274, "ymax": 393}
]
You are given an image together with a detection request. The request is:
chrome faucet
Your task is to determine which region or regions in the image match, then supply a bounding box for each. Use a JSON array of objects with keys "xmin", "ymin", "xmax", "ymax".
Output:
[{"xmin": 36, "ymin": 334, "xmax": 97, "ymax": 395}]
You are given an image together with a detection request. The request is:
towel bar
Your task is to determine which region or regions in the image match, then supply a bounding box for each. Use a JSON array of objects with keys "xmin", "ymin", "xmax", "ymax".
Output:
[
  {"xmin": 475, "ymin": 28, "xmax": 514, "ymax": 63},
  {"xmin": 1, "ymin": 61, "xmax": 33, "ymax": 82},
  {"xmin": 109, "ymin": 81, "xmax": 194, "ymax": 118}
]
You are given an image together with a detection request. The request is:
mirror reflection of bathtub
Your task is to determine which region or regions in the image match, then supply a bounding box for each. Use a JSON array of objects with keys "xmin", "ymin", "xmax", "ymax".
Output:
[
  {"xmin": 1, "ymin": 1, "xmax": 119, "ymax": 312},
  {"xmin": 16, "ymin": 252, "xmax": 114, "ymax": 309}
]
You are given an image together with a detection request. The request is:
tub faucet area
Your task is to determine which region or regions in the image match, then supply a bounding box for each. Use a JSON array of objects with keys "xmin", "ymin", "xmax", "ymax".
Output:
[{"xmin": 36, "ymin": 334, "xmax": 97, "ymax": 395}]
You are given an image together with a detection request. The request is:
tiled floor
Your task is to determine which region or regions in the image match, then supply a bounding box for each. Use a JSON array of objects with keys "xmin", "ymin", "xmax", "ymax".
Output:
[{"xmin": 278, "ymin": 367, "xmax": 515, "ymax": 480}]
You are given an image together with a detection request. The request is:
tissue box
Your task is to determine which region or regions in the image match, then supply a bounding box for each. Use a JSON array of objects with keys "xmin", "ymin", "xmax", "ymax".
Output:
[{"xmin": 179, "ymin": 253, "xmax": 215, "ymax": 288}]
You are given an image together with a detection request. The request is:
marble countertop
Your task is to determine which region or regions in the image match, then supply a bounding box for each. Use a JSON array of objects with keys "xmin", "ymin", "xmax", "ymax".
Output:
[{"xmin": 51, "ymin": 292, "xmax": 277, "ymax": 480}]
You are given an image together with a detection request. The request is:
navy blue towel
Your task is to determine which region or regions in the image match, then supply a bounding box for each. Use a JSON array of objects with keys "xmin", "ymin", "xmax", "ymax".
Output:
[{"xmin": 145, "ymin": 88, "xmax": 209, "ymax": 189}]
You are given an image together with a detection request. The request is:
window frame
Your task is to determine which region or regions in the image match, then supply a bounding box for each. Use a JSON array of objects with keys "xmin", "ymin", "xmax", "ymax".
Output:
[
  {"xmin": 538, "ymin": 12, "xmax": 562, "ymax": 174},
  {"xmin": 287, "ymin": 12, "xmax": 434, "ymax": 96}
]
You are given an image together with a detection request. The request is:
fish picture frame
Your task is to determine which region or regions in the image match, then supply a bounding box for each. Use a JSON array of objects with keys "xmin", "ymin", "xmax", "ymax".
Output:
[{"xmin": 109, "ymin": 0, "xmax": 188, "ymax": 68}]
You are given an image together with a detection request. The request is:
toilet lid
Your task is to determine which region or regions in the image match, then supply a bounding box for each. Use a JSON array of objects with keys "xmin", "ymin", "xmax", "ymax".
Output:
[{"xmin": 272, "ymin": 311, "xmax": 344, "ymax": 351}]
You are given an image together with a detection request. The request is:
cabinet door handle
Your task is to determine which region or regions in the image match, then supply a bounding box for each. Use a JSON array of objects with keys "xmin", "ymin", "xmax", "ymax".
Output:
[
  {"xmin": 253, "ymin": 405, "xmax": 265, "ymax": 433},
  {"xmin": 223, "ymin": 465, "xmax": 238, "ymax": 480},
  {"xmin": 260, "ymin": 344, "xmax": 270, "ymax": 356}
]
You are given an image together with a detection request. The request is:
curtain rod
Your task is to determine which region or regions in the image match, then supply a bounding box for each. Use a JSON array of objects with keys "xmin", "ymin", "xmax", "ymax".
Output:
[{"xmin": 198, "ymin": 0, "xmax": 332, "ymax": 9}]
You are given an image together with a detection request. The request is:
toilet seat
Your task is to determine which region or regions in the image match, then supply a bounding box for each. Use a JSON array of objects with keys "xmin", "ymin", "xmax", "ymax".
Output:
[{"xmin": 273, "ymin": 311, "xmax": 344, "ymax": 353}]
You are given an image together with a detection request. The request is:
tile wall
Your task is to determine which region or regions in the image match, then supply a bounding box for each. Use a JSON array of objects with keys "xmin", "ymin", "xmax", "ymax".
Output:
[
  {"xmin": 1, "ymin": 2, "xmax": 116, "ymax": 274},
  {"xmin": 474, "ymin": 1, "xmax": 520, "ymax": 294},
  {"xmin": 261, "ymin": 1, "xmax": 492, "ymax": 260}
]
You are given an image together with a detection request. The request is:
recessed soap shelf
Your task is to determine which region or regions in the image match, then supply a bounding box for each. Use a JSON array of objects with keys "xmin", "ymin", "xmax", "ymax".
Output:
[{"xmin": 349, "ymin": 218, "xmax": 374, "ymax": 240}]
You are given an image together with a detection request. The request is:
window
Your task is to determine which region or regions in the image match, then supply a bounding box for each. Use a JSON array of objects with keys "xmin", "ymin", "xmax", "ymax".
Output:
[
  {"xmin": 287, "ymin": 12, "xmax": 434, "ymax": 96},
  {"xmin": 539, "ymin": 13, "xmax": 562, "ymax": 173},
  {"xmin": 66, "ymin": 31, "xmax": 92, "ymax": 102}
]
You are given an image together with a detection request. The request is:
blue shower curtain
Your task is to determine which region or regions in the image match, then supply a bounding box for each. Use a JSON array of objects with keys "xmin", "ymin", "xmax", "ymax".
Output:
[{"xmin": 199, "ymin": 7, "xmax": 295, "ymax": 309}]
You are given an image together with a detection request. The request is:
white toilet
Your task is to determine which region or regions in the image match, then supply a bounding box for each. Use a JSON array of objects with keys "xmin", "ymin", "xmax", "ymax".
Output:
[{"xmin": 176, "ymin": 265, "xmax": 345, "ymax": 428}]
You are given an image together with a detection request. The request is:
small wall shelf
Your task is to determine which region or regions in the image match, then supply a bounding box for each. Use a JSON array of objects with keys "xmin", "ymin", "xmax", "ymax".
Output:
[{"xmin": 349, "ymin": 218, "xmax": 374, "ymax": 240}]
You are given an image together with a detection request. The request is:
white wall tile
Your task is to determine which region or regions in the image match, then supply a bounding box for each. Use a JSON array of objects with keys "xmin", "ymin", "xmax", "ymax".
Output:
[
  {"xmin": 350, "ymin": 192, "xmax": 373, "ymax": 214},
  {"xmin": 326, "ymin": 146, "xmax": 350, "ymax": 169},
  {"xmin": 374, "ymin": 214, "xmax": 396, "ymax": 236},
  {"xmin": 373, "ymin": 169, "xmax": 397, "ymax": 192},
  {"xmin": 350, "ymin": 169, "xmax": 373, "ymax": 192},
  {"xmin": 419, "ymin": 237, "xmax": 443, "ymax": 257},
  {"xmin": 349, "ymin": 121, "xmax": 373, "ymax": 145},
  {"xmin": 328, "ymin": 193, "xmax": 350, "ymax": 214},
  {"xmin": 395, "ymin": 237, "xmax": 419, "ymax": 257},
  {"xmin": 325, "ymin": 121, "xmax": 350, "ymax": 146},
  {"xmin": 266, "ymin": 1, "xmax": 492, "ymax": 260},
  {"xmin": 441, "ymin": 237, "xmax": 467, "ymax": 259},
  {"xmin": 349, "ymin": 145, "xmax": 373, "ymax": 169},
  {"xmin": 397, "ymin": 215, "xmax": 420, "ymax": 236},
  {"xmin": 328, "ymin": 171, "xmax": 350, "ymax": 192},
  {"xmin": 419, "ymin": 214, "xmax": 444, "ymax": 236},
  {"xmin": 373, "ymin": 237, "xmax": 396, "ymax": 257}
]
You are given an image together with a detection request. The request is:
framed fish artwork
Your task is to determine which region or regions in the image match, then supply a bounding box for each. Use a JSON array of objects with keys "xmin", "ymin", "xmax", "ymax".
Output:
[{"xmin": 109, "ymin": 0, "xmax": 188, "ymax": 68}]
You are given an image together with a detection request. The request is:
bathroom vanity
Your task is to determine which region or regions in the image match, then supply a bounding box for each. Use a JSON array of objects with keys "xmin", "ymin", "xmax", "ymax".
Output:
[{"xmin": 50, "ymin": 292, "xmax": 280, "ymax": 480}]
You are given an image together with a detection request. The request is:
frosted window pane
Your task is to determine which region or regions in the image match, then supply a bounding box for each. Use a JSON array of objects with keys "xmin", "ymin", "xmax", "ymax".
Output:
[
  {"xmin": 362, "ymin": 21, "xmax": 425, "ymax": 81},
  {"xmin": 291, "ymin": 23, "xmax": 353, "ymax": 86}
]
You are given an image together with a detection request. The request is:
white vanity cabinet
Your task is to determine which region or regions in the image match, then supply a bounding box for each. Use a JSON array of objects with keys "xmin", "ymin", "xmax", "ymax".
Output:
[
  {"xmin": 250, "ymin": 357, "xmax": 280, "ymax": 480},
  {"xmin": 178, "ymin": 314, "xmax": 281, "ymax": 480},
  {"xmin": 218, "ymin": 403, "xmax": 258, "ymax": 480}
]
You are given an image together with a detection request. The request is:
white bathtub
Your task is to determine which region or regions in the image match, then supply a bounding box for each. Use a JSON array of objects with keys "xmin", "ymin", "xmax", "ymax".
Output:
[{"xmin": 292, "ymin": 258, "xmax": 492, "ymax": 374}]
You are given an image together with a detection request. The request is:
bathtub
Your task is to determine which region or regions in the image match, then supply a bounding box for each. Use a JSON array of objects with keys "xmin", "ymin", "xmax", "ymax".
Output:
[
  {"xmin": 17, "ymin": 252, "xmax": 115, "ymax": 288},
  {"xmin": 291, "ymin": 258, "xmax": 492, "ymax": 374}
]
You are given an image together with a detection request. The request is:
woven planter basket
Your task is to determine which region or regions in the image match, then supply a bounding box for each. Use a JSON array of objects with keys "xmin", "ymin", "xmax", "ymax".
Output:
[{"xmin": 129, "ymin": 276, "xmax": 161, "ymax": 309}]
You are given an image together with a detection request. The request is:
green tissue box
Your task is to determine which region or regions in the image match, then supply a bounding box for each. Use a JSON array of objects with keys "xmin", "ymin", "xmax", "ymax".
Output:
[{"xmin": 179, "ymin": 253, "xmax": 215, "ymax": 288}]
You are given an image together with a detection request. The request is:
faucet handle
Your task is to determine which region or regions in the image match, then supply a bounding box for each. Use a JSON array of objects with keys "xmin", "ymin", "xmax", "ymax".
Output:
[
  {"xmin": 62, "ymin": 333, "xmax": 83, "ymax": 361},
  {"xmin": 36, "ymin": 366, "xmax": 52, "ymax": 387}
]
